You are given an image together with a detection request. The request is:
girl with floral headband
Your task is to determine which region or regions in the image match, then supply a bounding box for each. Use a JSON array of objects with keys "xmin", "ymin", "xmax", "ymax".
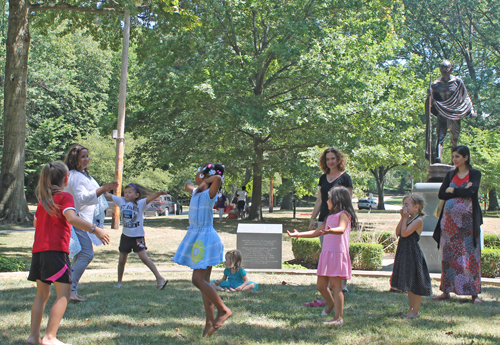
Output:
[{"xmin": 173, "ymin": 163, "xmax": 232, "ymax": 337}]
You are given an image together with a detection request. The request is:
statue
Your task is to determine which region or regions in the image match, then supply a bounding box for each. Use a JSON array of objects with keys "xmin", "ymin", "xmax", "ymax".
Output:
[{"xmin": 425, "ymin": 60, "xmax": 476, "ymax": 164}]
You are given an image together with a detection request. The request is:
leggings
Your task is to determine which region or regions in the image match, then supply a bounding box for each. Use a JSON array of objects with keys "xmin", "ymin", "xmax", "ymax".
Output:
[{"xmin": 71, "ymin": 227, "xmax": 94, "ymax": 294}]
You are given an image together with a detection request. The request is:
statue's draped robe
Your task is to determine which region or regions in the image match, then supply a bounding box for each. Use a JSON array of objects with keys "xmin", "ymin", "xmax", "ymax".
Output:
[{"xmin": 431, "ymin": 77, "xmax": 476, "ymax": 120}]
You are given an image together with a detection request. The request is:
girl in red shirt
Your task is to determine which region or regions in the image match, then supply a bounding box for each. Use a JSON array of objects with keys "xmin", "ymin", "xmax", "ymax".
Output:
[{"xmin": 28, "ymin": 162, "xmax": 110, "ymax": 345}]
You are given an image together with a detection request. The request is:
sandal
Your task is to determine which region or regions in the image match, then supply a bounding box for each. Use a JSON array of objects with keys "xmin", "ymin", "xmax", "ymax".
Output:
[
  {"xmin": 323, "ymin": 319, "xmax": 343, "ymax": 326},
  {"xmin": 321, "ymin": 307, "xmax": 333, "ymax": 316},
  {"xmin": 304, "ymin": 300, "xmax": 325, "ymax": 307}
]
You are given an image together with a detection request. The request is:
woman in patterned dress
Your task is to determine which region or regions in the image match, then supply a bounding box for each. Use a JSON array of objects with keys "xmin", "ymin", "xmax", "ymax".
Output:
[{"xmin": 432, "ymin": 145, "xmax": 483, "ymax": 303}]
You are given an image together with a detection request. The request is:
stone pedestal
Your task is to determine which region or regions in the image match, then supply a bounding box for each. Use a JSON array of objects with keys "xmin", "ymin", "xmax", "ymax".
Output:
[
  {"xmin": 427, "ymin": 164, "xmax": 454, "ymax": 182},
  {"xmin": 237, "ymin": 224, "xmax": 282, "ymax": 269},
  {"xmin": 413, "ymin": 182, "xmax": 443, "ymax": 273}
]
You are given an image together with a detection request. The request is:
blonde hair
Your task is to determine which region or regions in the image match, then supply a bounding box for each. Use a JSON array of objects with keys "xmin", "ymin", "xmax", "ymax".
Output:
[
  {"xmin": 226, "ymin": 250, "xmax": 243, "ymax": 270},
  {"xmin": 403, "ymin": 194, "xmax": 425, "ymax": 216},
  {"xmin": 36, "ymin": 162, "xmax": 68, "ymax": 216}
]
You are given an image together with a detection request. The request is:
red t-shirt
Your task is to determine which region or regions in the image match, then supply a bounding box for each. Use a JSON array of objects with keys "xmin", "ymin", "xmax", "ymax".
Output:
[{"xmin": 33, "ymin": 192, "xmax": 76, "ymax": 253}]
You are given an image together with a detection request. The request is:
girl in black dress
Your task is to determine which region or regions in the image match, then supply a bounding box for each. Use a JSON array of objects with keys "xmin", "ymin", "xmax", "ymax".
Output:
[{"xmin": 391, "ymin": 194, "xmax": 432, "ymax": 319}]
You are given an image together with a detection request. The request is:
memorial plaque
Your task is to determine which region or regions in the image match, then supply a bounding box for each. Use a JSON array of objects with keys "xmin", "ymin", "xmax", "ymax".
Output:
[{"xmin": 237, "ymin": 224, "xmax": 282, "ymax": 269}]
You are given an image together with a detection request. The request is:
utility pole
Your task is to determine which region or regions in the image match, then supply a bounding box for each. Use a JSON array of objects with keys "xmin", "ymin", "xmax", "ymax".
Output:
[{"xmin": 112, "ymin": 12, "xmax": 131, "ymax": 229}]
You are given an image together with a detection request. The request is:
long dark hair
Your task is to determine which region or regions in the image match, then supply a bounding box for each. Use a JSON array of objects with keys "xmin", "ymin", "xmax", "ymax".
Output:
[
  {"xmin": 452, "ymin": 145, "xmax": 472, "ymax": 169},
  {"xmin": 124, "ymin": 183, "xmax": 153, "ymax": 204},
  {"xmin": 65, "ymin": 145, "xmax": 89, "ymax": 175},
  {"xmin": 327, "ymin": 186, "xmax": 357, "ymax": 229}
]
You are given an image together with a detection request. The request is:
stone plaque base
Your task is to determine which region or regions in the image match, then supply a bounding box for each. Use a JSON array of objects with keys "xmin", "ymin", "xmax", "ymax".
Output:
[
  {"xmin": 413, "ymin": 182, "xmax": 443, "ymax": 273},
  {"xmin": 237, "ymin": 224, "xmax": 282, "ymax": 269},
  {"xmin": 427, "ymin": 164, "xmax": 454, "ymax": 182}
]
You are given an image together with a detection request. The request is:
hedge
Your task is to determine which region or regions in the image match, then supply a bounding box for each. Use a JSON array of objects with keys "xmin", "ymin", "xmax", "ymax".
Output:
[
  {"xmin": 351, "ymin": 231, "xmax": 397, "ymax": 254},
  {"xmin": 291, "ymin": 238, "xmax": 383, "ymax": 270},
  {"xmin": 484, "ymin": 234, "xmax": 500, "ymax": 250},
  {"xmin": 481, "ymin": 249, "xmax": 500, "ymax": 278},
  {"xmin": 0, "ymin": 256, "xmax": 27, "ymax": 272}
]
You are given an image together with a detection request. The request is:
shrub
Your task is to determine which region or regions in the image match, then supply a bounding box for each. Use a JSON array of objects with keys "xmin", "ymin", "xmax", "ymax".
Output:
[
  {"xmin": 291, "ymin": 237, "xmax": 321, "ymax": 264},
  {"xmin": 484, "ymin": 234, "xmax": 500, "ymax": 249},
  {"xmin": 350, "ymin": 231, "xmax": 397, "ymax": 253},
  {"xmin": 0, "ymin": 256, "xmax": 27, "ymax": 272},
  {"xmin": 349, "ymin": 243, "xmax": 383, "ymax": 270},
  {"xmin": 481, "ymin": 249, "xmax": 500, "ymax": 278},
  {"xmin": 291, "ymin": 238, "xmax": 383, "ymax": 270}
]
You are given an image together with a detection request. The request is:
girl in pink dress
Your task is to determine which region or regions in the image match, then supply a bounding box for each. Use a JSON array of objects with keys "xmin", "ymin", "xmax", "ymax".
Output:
[{"xmin": 288, "ymin": 186, "xmax": 357, "ymax": 326}]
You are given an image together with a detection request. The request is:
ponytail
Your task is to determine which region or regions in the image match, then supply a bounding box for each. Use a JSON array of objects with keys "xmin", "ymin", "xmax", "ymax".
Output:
[{"xmin": 36, "ymin": 162, "xmax": 68, "ymax": 216}]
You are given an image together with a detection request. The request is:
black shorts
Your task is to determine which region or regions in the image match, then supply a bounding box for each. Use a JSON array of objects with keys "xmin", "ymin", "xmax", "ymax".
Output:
[
  {"xmin": 237, "ymin": 200, "xmax": 246, "ymax": 211},
  {"xmin": 28, "ymin": 251, "xmax": 71, "ymax": 285},
  {"xmin": 119, "ymin": 234, "xmax": 147, "ymax": 253}
]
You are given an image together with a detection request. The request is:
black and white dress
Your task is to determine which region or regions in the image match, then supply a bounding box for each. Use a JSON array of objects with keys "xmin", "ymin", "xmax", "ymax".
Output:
[{"xmin": 391, "ymin": 216, "xmax": 432, "ymax": 296}]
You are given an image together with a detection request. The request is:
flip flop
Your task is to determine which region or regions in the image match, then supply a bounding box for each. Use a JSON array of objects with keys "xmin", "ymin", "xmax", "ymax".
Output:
[{"xmin": 157, "ymin": 280, "xmax": 168, "ymax": 290}]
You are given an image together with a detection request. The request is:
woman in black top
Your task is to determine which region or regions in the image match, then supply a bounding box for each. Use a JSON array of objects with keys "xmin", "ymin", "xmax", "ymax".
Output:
[{"xmin": 310, "ymin": 147, "xmax": 353, "ymax": 230}]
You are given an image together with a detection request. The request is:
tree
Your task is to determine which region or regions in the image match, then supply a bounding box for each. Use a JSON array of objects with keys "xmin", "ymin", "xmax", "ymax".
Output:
[
  {"xmin": 347, "ymin": 66, "xmax": 424, "ymax": 209},
  {"xmin": 129, "ymin": 0, "xmax": 405, "ymax": 220},
  {"xmin": 0, "ymin": 0, "xmax": 181, "ymax": 223}
]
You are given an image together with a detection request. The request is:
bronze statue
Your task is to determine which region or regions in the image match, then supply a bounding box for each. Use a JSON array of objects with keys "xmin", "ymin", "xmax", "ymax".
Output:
[{"xmin": 425, "ymin": 60, "xmax": 476, "ymax": 164}]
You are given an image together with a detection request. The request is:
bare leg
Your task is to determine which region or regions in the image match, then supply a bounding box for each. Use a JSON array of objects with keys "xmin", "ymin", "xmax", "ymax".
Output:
[
  {"xmin": 211, "ymin": 282, "xmax": 224, "ymax": 291},
  {"xmin": 192, "ymin": 268, "xmax": 232, "ymax": 337},
  {"xmin": 28, "ymin": 281, "xmax": 51, "ymax": 344},
  {"xmin": 201, "ymin": 269, "xmax": 215, "ymax": 337},
  {"xmin": 116, "ymin": 252, "xmax": 128, "ymax": 287},
  {"xmin": 137, "ymin": 250, "xmax": 165, "ymax": 286},
  {"xmin": 328, "ymin": 277, "xmax": 344, "ymax": 322},
  {"xmin": 317, "ymin": 276, "xmax": 334, "ymax": 314},
  {"xmin": 41, "ymin": 282, "xmax": 71, "ymax": 345},
  {"xmin": 240, "ymin": 283, "xmax": 255, "ymax": 291},
  {"xmin": 407, "ymin": 292, "xmax": 421, "ymax": 316}
]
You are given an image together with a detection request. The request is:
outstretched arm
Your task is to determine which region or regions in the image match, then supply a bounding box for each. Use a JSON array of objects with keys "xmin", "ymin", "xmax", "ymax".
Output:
[
  {"xmin": 64, "ymin": 209, "xmax": 110, "ymax": 245},
  {"xmin": 146, "ymin": 190, "xmax": 167, "ymax": 204},
  {"xmin": 287, "ymin": 222, "xmax": 325, "ymax": 238}
]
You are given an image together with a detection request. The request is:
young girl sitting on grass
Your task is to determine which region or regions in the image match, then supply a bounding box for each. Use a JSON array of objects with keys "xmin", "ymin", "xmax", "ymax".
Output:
[
  {"xmin": 28, "ymin": 162, "xmax": 110, "ymax": 345},
  {"xmin": 391, "ymin": 194, "xmax": 432, "ymax": 319},
  {"xmin": 105, "ymin": 184, "xmax": 168, "ymax": 289},
  {"xmin": 212, "ymin": 250, "xmax": 258, "ymax": 292},
  {"xmin": 287, "ymin": 186, "xmax": 357, "ymax": 326}
]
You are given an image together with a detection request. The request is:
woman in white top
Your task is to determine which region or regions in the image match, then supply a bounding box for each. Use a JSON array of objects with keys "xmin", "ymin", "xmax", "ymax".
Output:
[{"xmin": 64, "ymin": 145, "xmax": 117, "ymax": 302}]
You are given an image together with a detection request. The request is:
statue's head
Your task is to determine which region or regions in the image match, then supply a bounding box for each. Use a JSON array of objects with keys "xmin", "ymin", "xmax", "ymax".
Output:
[{"xmin": 440, "ymin": 60, "xmax": 452, "ymax": 75}]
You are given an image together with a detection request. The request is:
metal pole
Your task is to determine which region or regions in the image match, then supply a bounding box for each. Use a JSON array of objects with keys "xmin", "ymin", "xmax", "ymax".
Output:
[
  {"xmin": 269, "ymin": 180, "xmax": 274, "ymax": 213},
  {"xmin": 112, "ymin": 12, "xmax": 131, "ymax": 229}
]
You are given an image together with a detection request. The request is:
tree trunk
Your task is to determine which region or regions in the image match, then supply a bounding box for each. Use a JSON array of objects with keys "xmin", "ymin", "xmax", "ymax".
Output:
[
  {"xmin": 0, "ymin": 0, "xmax": 32, "ymax": 224},
  {"xmin": 280, "ymin": 177, "xmax": 293, "ymax": 210},
  {"xmin": 488, "ymin": 189, "xmax": 499, "ymax": 211},
  {"xmin": 399, "ymin": 175, "xmax": 405, "ymax": 195},
  {"xmin": 370, "ymin": 166, "xmax": 386, "ymax": 210},
  {"xmin": 248, "ymin": 139, "xmax": 263, "ymax": 221}
]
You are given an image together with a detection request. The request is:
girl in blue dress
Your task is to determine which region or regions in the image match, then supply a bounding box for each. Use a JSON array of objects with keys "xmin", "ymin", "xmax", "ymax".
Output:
[
  {"xmin": 173, "ymin": 163, "xmax": 232, "ymax": 337},
  {"xmin": 212, "ymin": 250, "xmax": 258, "ymax": 292}
]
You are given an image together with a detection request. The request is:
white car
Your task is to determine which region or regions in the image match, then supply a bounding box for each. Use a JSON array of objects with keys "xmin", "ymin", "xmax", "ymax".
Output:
[{"xmin": 358, "ymin": 199, "xmax": 378, "ymax": 210}]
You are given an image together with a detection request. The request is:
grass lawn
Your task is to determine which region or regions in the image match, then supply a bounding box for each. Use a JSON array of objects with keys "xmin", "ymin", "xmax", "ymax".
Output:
[
  {"xmin": 1, "ymin": 209, "xmax": 500, "ymax": 344},
  {"xmin": 1, "ymin": 272, "xmax": 499, "ymax": 345}
]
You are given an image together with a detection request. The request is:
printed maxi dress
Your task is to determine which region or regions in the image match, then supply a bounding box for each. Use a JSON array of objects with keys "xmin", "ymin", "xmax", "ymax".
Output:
[
  {"xmin": 173, "ymin": 188, "xmax": 224, "ymax": 269},
  {"xmin": 440, "ymin": 174, "xmax": 481, "ymax": 295}
]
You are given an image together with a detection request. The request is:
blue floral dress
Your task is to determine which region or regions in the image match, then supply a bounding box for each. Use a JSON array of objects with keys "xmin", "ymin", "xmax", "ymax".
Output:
[{"xmin": 173, "ymin": 188, "xmax": 224, "ymax": 269}]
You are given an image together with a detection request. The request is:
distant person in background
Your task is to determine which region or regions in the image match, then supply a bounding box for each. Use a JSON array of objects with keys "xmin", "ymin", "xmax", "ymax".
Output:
[
  {"xmin": 310, "ymin": 147, "xmax": 353, "ymax": 293},
  {"xmin": 216, "ymin": 193, "xmax": 227, "ymax": 219},
  {"xmin": 237, "ymin": 186, "xmax": 248, "ymax": 219}
]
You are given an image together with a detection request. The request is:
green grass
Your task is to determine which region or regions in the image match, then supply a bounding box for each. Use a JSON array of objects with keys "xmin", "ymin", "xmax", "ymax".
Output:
[
  {"xmin": 1, "ymin": 272, "xmax": 499, "ymax": 344},
  {"xmin": 1, "ymin": 210, "xmax": 500, "ymax": 344},
  {"xmin": 385, "ymin": 197, "xmax": 403, "ymax": 206}
]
